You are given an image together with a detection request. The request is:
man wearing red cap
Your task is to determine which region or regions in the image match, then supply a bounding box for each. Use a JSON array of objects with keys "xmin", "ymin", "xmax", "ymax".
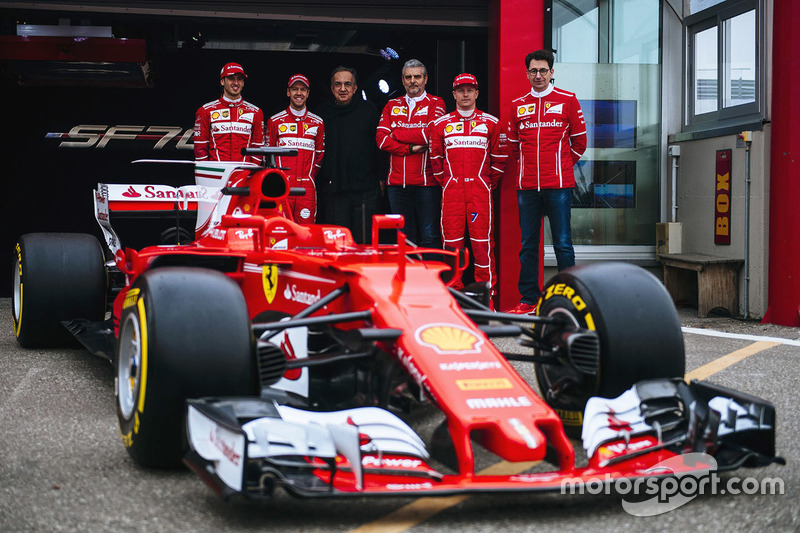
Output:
[
  {"xmin": 266, "ymin": 74, "xmax": 325, "ymax": 223},
  {"xmin": 376, "ymin": 59, "xmax": 446, "ymax": 248},
  {"xmin": 194, "ymin": 62, "xmax": 265, "ymax": 163},
  {"xmin": 428, "ymin": 74, "xmax": 507, "ymax": 308}
]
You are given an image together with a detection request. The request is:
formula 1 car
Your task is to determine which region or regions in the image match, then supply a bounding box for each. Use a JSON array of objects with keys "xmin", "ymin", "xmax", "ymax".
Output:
[{"xmin": 11, "ymin": 148, "xmax": 781, "ymax": 499}]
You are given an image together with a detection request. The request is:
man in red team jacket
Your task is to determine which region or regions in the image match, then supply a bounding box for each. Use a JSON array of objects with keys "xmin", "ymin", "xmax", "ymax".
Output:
[
  {"xmin": 506, "ymin": 49, "xmax": 587, "ymax": 315},
  {"xmin": 376, "ymin": 59, "xmax": 446, "ymax": 248},
  {"xmin": 429, "ymin": 73, "xmax": 507, "ymax": 308},
  {"xmin": 194, "ymin": 62, "xmax": 265, "ymax": 163},
  {"xmin": 266, "ymin": 74, "xmax": 325, "ymax": 223}
]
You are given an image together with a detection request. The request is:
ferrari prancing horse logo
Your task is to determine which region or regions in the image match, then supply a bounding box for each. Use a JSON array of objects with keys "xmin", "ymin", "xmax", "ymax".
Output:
[{"xmin": 262, "ymin": 264, "xmax": 279, "ymax": 304}]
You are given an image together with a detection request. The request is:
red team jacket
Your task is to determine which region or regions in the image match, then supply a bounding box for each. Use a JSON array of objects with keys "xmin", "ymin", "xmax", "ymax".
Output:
[
  {"xmin": 376, "ymin": 93, "xmax": 446, "ymax": 187},
  {"xmin": 266, "ymin": 107, "xmax": 325, "ymax": 223},
  {"xmin": 507, "ymin": 85, "xmax": 587, "ymax": 190},
  {"xmin": 428, "ymin": 110, "xmax": 506, "ymax": 189},
  {"xmin": 428, "ymin": 109, "xmax": 507, "ymax": 291},
  {"xmin": 194, "ymin": 96, "xmax": 265, "ymax": 162}
]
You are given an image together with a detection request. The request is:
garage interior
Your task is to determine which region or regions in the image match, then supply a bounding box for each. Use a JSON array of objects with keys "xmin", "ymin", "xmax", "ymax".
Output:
[{"xmin": 0, "ymin": 1, "xmax": 493, "ymax": 296}]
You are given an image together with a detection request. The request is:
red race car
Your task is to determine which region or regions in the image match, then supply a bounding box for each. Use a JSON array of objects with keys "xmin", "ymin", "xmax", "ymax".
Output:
[{"xmin": 12, "ymin": 148, "xmax": 781, "ymax": 499}]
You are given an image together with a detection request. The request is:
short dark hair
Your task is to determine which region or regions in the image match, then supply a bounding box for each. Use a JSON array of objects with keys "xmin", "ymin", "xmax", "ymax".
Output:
[
  {"xmin": 330, "ymin": 66, "xmax": 358, "ymax": 86},
  {"xmin": 525, "ymin": 49, "xmax": 554, "ymax": 70}
]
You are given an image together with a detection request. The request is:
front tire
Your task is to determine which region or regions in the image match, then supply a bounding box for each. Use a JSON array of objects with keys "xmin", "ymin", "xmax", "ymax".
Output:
[
  {"xmin": 12, "ymin": 233, "xmax": 106, "ymax": 347},
  {"xmin": 533, "ymin": 263, "xmax": 685, "ymax": 432},
  {"xmin": 115, "ymin": 267, "xmax": 255, "ymax": 468}
]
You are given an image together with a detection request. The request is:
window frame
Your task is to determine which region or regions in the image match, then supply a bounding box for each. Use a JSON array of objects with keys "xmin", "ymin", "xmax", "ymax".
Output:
[{"xmin": 684, "ymin": 0, "xmax": 762, "ymax": 131}]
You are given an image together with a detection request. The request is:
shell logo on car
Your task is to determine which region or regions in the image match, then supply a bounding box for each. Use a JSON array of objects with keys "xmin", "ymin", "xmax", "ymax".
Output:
[{"xmin": 415, "ymin": 324, "xmax": 483, "ymax": 354}]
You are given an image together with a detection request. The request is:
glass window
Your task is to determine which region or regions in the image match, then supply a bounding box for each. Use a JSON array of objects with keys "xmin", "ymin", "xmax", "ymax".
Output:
[
  {"xmin": 723, "ymin": 10, "xmax": 756, "ymax": 108},
  {"xmin": 552, "ymin": 0, "xmax": 599, "ymax": 63},
  {"xmin": 551, "ymin": 0, "xmax": 661, "ymax": 247},
  {"xmin": 611, "ymin": 0, "xmax": 659, "ymax": 64},
  {"xmin": 694, "ymin": 26, "xmax": 718, "ymax": 115},
  {"xmin": 685, "ymin": 2, "xmax": 759, "ymax": 128}
]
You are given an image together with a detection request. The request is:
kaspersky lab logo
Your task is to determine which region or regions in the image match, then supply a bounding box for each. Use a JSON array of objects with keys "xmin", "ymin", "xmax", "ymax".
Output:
[{"xmin": 46, "ymin": 125, "xmax": 193, "ymax": 149}]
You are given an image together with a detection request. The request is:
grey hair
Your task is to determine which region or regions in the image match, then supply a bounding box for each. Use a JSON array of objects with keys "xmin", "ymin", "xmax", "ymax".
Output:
[{"xmin": 402, "ymin": 59, "xmax": 427, "ymax": 77}]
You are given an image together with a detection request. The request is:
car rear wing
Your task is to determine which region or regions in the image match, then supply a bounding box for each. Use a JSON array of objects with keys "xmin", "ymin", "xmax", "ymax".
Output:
[{"xmin": 93, "ymin": 160, "xmax": 259, "ymax": 254}]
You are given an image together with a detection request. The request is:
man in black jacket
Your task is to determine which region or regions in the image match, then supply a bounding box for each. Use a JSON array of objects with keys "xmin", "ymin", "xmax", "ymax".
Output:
[{"xmin": 317, "ymin": 66, "xmax": 384, "ymax": 243}]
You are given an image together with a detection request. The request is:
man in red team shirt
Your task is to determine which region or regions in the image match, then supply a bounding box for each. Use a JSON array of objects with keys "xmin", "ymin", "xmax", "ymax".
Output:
[
  {"xmin": 376, "ymin": 59, "xmax": 446, "ymax": 248},
  {"xmin": 506, "ymin": 49, "xmax": 587, "ymax": 315},
  {"xmin": 266, "ymin": 74, "xmax": 325, "ymax": 223},
  {"xmin": 429, "ymin": 73, "xmax": 507, "ymax": 308},
  {"xmin": 194, "ymin": 62, "xmax": 265, "ymax": 163}
]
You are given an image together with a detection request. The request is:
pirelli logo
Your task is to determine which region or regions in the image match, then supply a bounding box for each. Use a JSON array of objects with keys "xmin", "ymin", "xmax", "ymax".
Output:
[
  {"xmin": 123, "ymin": 288, "xmax": 140, "ymax": 309},
  {"xmin": 555, "ymin": 409, "xmax": 584, "ymax": 426},
  {"xmin": 456, "ymin": 378, "xmax": 513, "ymax": 391}
]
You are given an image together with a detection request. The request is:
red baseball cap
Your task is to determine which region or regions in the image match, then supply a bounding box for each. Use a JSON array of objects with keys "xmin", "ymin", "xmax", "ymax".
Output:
[
  {"xmin": 288, "ymin": 74, "xmax": 310, "ymax": 88},
  {"xmin": 453, "ymin": 73, "xmax": 478, "ymax": 89},
  {"xmin": 220, "ymin": 62, "xmax": 247, "ymax": 79}
]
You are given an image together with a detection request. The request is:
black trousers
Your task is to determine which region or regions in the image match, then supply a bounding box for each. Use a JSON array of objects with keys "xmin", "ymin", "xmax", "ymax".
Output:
[{"xmin": 323, "ymin": 188, "xmax": 381, "ymax": 244}]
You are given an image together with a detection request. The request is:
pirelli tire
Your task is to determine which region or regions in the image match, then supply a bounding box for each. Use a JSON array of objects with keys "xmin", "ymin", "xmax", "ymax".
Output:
[
  {"xmin": 115, "ymin": 267, "xmax": 255, "ymax": 468},
  {"xmin": 533, "ymin": 263, "xmax": 685, "ymax": 433},
  {"xmin": 12, "ymin": 233, "xmax": 106, "ymax": 348}
]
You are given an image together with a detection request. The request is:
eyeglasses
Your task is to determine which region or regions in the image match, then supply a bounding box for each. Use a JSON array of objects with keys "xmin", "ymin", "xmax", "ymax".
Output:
[{"xmin": 527, "ymin": 68, "xmax": 551, "ymax": 76}]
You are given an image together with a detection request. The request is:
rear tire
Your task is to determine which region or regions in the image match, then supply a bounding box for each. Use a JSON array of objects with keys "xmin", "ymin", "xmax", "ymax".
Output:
[
  {"xmin": 533, "ymin": 263, "xmax": 685, "ymax": 433},
  {"xmin": 12, "ymin": 233, "xmax": 106, "ymax": 347},
  {"xmin": 115, "ymin": 267, "xmax": 255, "ymax": 468}
]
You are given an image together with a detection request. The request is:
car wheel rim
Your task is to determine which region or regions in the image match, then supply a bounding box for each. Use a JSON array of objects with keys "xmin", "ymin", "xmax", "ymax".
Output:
[
  {"xmin": 118, "ymin": 312, "xmax": 142, "ymax": 420},
  {"xmin": 12, "ymin": 255, "xmax": 21, "ymax": 323},
  {"xmin": 538, "ymin": 307, "xmax": 585, "ymax": 398}
]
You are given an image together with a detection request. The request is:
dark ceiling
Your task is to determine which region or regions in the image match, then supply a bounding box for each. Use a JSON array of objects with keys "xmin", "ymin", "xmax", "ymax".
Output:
[{"xmin": 0, "ymin": 1, "xmax": 492, "ymax": 28}]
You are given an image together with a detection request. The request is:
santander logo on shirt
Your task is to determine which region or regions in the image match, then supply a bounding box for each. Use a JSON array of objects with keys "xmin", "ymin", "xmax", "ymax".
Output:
[
  {"xmin": 279, "ymin": 137, "xmax": 315, "ymax": 150},
  {"xmin": 212, "ymin": 122, "xmax": 252, "ymax": 135}
]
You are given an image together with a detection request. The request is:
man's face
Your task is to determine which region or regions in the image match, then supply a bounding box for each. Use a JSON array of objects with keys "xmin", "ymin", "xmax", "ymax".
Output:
[
  {"xmin": 220, "ymin": 74, "xmax": 245, "ymax": 99},
  {"xmin": 287, "ymin": 83, "xmax": 309, "ymax": 110},
  {"xmin": 527, "ymin": 59, "xmax": 553, "ymax": 92},
  {"xmin": 453, "ymin": 85, "xmax": 478, "ymax": 111},
  {"xmin": 331, "ymin": 71, "xmax": 356, "ymax": 105},
  {"xmin": 402, "ymin": 67, "xmax": 427, "ymax": 98}
]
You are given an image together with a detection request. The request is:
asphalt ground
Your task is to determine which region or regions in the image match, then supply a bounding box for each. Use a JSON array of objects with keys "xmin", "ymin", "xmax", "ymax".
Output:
[{"xmin": 1, "ymin": 298, "xmax": 798, "ymax": 532}]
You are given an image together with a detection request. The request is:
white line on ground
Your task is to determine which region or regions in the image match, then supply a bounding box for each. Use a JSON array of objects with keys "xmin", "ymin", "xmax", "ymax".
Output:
[
  {"xmin": 681, "ymin": 328, "xmax": 800, "ymax": 346},
  {"xmin": 681, "ymin": 327, "xmax": 800, "ymax": 347}
]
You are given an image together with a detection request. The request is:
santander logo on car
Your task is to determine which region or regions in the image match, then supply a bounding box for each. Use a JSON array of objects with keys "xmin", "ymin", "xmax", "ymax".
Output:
[
  {"xmin": 283, "ymin": 284, "xmax": 321, "ymax": 305},
  {"xmin": 122, "ymin": 186, "xmax": 141, "ymax": 198}
]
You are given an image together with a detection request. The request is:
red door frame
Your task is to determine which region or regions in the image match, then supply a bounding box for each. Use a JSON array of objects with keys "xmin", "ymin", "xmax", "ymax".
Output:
[{"xmin": 489, "ymin": 0, "xmax": 545, "ymax": 312}]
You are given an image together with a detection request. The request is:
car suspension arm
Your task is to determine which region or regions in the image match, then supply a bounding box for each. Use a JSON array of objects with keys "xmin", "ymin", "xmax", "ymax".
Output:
[{"xmin": 253, "ymin": 309, "xmax": 373, "ymax": 340}]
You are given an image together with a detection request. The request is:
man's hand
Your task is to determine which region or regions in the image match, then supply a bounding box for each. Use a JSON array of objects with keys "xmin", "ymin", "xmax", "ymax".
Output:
[{"xmin": 409, "ymin": 144, "xmax": 427, "ymax": 154}]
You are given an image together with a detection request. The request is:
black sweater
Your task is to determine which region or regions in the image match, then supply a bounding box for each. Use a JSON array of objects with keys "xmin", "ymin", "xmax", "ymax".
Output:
[{"xmin": 317, "ymin": 97, "xmax": 383, "ymax": 193}]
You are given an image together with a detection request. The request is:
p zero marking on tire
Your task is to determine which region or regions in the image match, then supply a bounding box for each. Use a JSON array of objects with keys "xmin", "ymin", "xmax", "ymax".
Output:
[
  {"xmin": 136, "ymin": 297, "xmax": 148, "ymax": 417},
  {"xmin": 533, "ymin": 264, "xmax": 685, "ymax": 435},
  {"xmin": 538, "ymin": 282, "xmax": 596, "ymax": 331}
]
